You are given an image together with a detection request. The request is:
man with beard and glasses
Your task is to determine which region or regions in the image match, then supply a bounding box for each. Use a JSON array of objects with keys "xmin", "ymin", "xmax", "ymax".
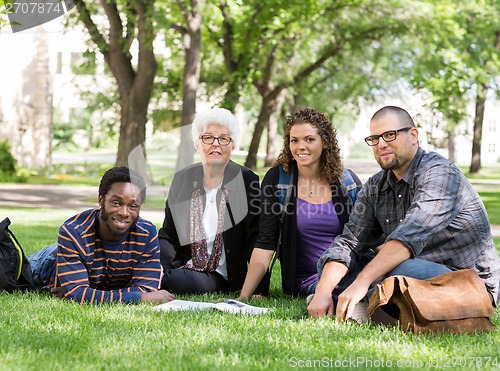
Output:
[
  {"xmin": 28, "ymin": 167, "xmax": 174, "ymax": 304},
  {"xmin": 308, "ymin": 105, "xmax": 500, "ymax": 322}
]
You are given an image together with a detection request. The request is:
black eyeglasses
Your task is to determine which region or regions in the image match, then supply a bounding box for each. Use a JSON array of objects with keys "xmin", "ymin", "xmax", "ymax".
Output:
[
  {"xmin": 364, "ymin": 127, "xmax": 412, "ymax": 146},
  {"xmin": 199, "ymin": 135, "xmax": 232, "ymax": 146}
]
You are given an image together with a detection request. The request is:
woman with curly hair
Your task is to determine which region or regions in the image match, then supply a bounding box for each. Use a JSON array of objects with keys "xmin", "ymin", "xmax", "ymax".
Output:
[{"xmin": 239, "ymin": 107, "xmax": 364, "ymax": 299}]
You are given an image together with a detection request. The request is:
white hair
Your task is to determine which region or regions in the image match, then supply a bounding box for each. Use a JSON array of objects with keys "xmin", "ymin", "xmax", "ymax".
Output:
[{"xmin": 191, "ymin": 108, "xmax": 240, "ymax": 148}]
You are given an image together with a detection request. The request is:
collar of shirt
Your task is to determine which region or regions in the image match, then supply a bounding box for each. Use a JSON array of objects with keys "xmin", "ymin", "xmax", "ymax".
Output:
[{"xmin": 190, "ymin": 160, "xmax": 241, "ymax": 194}]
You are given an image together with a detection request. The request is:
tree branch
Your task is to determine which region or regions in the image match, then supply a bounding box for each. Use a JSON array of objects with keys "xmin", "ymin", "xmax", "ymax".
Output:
[
  {"xmin": 218, "ymin": 0, "xmax": 237, "ymax": 73},
  {"xmin": 135, "ymin": 0, "xmax": 157, "ymax": 101},
  {"xmin": 176, "ymin": 0, "xmax": 189, "ymax": 20},
  {"xmin": 75, "ymin": 0, "xmax": 109, "ymax": 57},
  {"xmin": 124, "ymin": 0, "xmax": 137, "ymax": 53},
  {"xmin": 99, "ymin": 0, "xmax": 125, "ymax": 54},
  {"xmin": 178, "ymin": 0, "xmax": 202, "ymax": 33},
  {"xmin": 258, "ymin": 43, "xmax": 279, "ymax": 94}
]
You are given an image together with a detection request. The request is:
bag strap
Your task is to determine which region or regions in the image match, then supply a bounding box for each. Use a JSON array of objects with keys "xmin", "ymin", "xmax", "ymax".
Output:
[
  {"xmin": 269, "ymin": 165, "xmax": 294, "ymax": 273},
  {"xmin": 341, "ymin": 168, "xmax": 361, "ymax": 205},
  {"xmin": 8, "ymin": 230, "xmax": 25, "ymax": 280},
  {"xmin": 276, "ymin": 165, "xmax": 294, "ymax": 206}
]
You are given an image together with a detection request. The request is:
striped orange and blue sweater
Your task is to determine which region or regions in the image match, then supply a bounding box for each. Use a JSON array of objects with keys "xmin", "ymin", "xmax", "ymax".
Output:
[{"xmin": 53, "ymin": 209, "xmax": 162, "ymax": 304}]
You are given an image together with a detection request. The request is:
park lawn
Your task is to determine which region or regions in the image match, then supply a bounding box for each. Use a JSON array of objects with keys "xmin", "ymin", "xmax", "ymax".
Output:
[
  {"xmin": 478, "ymin": 190, "xmax": 500, "ymax": 225},
  {"xmin": 1, "ymin": 208, "xmax": 500, "ymax": 370}
]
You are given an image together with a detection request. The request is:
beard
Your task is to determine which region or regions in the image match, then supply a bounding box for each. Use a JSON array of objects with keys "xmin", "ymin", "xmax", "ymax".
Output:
[
  {"xmin": 100, "ymin": 206, "xmax": 137, "ymax": 240},
  {"xmin": 378, "ymin": 157, "xmax": 400, "ymax": 171}
]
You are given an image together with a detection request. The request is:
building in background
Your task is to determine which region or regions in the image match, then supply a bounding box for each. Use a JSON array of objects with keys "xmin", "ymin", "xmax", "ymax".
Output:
[{"xmin": 0, "ymin": 18, "xmax": 95, "ymax": 168}]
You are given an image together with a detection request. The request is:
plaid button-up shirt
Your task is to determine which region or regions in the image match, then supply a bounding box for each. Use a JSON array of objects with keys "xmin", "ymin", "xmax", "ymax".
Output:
[{"xmin": 319, "ymin": 147, "xmax": 500, "ymax": 304}]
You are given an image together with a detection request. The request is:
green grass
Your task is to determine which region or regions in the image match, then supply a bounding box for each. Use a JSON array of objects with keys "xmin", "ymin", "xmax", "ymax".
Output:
[
  {"xmin": 25, "ymin": 175, "xmax": 101, "ymax": 186},
  {"xmin": 2, "ymin": 209, "xmax": 500, "ymax": 370},
  {"xmin": 461, "ymin": 166, "xmax": 500, "ymax": 180},
  {"xmin": 478, "ymin": 191, "xmax": 500, "ymax": 225}
]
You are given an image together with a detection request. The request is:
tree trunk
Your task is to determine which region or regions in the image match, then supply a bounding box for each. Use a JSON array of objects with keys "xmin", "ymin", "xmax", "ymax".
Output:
[
  {"xmin": 116, "ymin": 94, "xmax": 148, "ymax": 166},
  {"xmin": 245, "ymin": 95, "xmax": 276, "ymax": 170},
  {"xmin": 221, "ymin": 78, "xmax": 241, "ymax": 112},
  {"xmin": 218, "ymin": 0, "xmax": 249, "ymax": 112},
  {"xmin": 447, "ymin": 129, "xmax": 455, "ymax": 164},
  {"xmin": 75, "ymin": 0, "xmax": 157, "ymax": 167},
  {"xmin": 264, "ymin": 89, "xmax": 286, "ymax": 166},
  {"xmin": 175, "ymin": 0, "xmax": 202, "ymax": 171},
  {"xmin": 469, "ymin": 83, "xmax": 487, "ymax": 173},
  {"xmin": 290, "ymin": 81, "xmax": 304, "ymax": 114},
  {"xmin": 115, "ymin": 3, "xmax": 157, "ymax": 166}
]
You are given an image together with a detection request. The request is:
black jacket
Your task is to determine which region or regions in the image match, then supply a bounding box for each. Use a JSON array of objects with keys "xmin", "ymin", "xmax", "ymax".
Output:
[{"xmin": 158, "ymin": 161, "xmax": 263, "ymax": 292}]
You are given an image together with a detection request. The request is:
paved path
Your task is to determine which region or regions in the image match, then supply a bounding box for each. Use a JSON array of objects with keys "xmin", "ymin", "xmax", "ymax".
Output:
[
  {"xmin": 0, "ymin": 183, "xmax": 167, "ymax": 222},
  {"xmin": 0, "ymin": 180, "xmax": 499, "ymax": 237},
  {"xmin": 0, "ymin": 183, "xmax": 167, "ymax": 209}
]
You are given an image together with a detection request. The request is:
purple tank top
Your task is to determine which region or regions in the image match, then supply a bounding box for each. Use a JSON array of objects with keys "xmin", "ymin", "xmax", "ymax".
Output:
[{"xmin": 295, "ymin": 197, "xmax": 342, "ymax": 294}]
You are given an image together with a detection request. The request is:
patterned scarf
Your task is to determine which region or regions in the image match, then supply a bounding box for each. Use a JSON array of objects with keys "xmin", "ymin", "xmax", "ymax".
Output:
[{"xmin": 184, "ymin": 187, "xmax": 228, "ymax": 272}]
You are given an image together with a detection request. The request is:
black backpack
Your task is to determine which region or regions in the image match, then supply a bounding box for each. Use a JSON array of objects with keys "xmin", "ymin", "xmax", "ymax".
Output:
[{"xmin": 0, "ymin": 217, "xmax": 36, "ymax": 292}]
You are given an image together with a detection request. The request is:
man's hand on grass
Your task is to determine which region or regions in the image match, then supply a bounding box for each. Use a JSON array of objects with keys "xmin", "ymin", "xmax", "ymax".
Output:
[
  {"xmin": 142, "ymin": 290, "xmax": 175, "ymax": 303},
  {"xmin": 51, "ymin": 287, "xmax": 64, "ymax": 298},
  {"xmin": 307, "ymin": 292, "xmax": 334, "ymax": 318}
]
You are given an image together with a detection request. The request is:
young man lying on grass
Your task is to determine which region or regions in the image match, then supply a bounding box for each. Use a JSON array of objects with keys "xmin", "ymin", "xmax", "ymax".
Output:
[{"xmin": 28, "ymin": 167, "xmax": 174, "ymax": 304}]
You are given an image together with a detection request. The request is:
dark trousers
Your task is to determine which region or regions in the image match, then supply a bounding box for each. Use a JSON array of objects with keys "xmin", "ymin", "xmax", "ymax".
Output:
[{"xmin": 161, "ymin": 268, "xmax": 229, "ymax": 294}]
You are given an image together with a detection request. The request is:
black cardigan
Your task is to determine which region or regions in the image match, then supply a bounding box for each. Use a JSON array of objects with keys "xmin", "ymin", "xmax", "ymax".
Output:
[
  {"xmin": 158, "ymin": 160, "xmax": 262, "ymax": 292},
  {"xmin": 255, "ymin": 162, "xmax": 361, "ymax": 295}
]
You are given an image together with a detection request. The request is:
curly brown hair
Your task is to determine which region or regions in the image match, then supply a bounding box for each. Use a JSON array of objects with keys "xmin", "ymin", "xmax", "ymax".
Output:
[{"xmin": 275, "ymin": 107, "xmax": 343, "ymax": 184}]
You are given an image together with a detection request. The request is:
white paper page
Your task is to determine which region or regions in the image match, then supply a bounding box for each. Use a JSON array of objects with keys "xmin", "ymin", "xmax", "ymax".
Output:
[
  {"xmin": 153, "ymin": 299, "xmax": 216, "ymax": 312},
  {"xmin": 216, "ymin": 300, "xmax": 269, "ymax": 314}
]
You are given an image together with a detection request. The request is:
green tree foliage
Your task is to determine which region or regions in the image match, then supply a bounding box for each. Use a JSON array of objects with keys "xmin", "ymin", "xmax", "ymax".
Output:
[
  {"xmin": 0, "ymin": 140, "xmax": 17, "ymax": 175},
  {"xmin": 63, "ymin": 0, "xmax": 497, "ymax": 172},
  {"xmin": 211, "ymin": 0, "xmax": 422, "ymax": 169},
  {"xmin": 404, "ymin": 0, "xmax": 499, "ymax": 170}
]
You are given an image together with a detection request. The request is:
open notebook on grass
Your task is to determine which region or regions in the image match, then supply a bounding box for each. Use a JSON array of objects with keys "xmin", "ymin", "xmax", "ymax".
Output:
[{"xmin": 153, "ymin": 299, "xmax": 269, "ymax": 315}]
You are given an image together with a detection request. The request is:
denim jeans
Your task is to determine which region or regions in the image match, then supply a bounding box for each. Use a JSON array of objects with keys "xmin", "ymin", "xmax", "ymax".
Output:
[
  {"xmin": 317, "ymin": 257, "xmax": 452, "ymax": 304},
  {"xmin": 382, "ymin": 258, "xmax": 453, "ymax": 281},
  {"xmin": 367, "ymin": 257, "xmax": 453, "ymax": 299},
  {"xmin": 27, "ymin": 243, "xmax": 57, "ymax": 288}
]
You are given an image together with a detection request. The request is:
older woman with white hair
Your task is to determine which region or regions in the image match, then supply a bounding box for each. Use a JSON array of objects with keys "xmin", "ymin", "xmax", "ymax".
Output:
[{"xmin": 158, "ymin": 108, "xmax": 267, "ymax": 294}]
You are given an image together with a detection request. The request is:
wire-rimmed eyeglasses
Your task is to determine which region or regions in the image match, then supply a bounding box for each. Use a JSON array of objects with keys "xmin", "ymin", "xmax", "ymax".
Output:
[
  {"xmin": 199, "ymin": 135, "xmax": 233, "ymax": 146},
  {"xmin": 364, "ymin": 127, "xmax": 412, "ymax": 146}
]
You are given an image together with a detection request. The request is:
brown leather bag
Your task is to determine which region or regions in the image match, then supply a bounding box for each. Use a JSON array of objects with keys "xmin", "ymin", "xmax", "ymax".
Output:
[{"xmin": 367, "ymin": 269, "xmax": 496, "ymax": 334}]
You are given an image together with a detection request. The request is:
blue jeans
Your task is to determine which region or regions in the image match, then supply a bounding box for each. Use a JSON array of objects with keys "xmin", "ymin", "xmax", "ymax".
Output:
[
  {"xmin": 382, "ymin": 258, "xmax": 453, "ymax": 281},
  {"xmin": 318, "ymin": 258, "xmax": 452, "ymax": 304},
  {"xmin": 27, "ymin": 243, "xmax": 57, "ymax": 288}
]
